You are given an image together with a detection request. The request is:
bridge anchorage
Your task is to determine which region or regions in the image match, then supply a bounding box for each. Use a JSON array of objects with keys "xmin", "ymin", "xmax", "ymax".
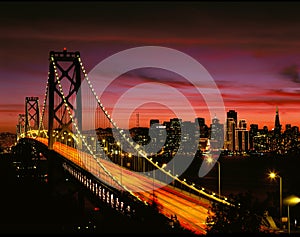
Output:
[{"xmin": 15, "ymin": 48, "xmax": 234, "ymax": 235}]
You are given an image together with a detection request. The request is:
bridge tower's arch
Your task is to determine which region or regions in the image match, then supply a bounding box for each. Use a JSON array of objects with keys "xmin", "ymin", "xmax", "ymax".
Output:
[
  {"xmin": 48, "ymin": 48, "xmax": 82, "ymax": 150},
  {"xmin": 25, "ymin": 96, "xmax": 40, "ymax": 135}
]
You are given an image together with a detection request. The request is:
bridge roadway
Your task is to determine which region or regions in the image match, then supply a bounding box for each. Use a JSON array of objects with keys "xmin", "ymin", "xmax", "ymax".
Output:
[{"xmin": 36, "ymin": 138, "xmax": 210, "ymax": 235}]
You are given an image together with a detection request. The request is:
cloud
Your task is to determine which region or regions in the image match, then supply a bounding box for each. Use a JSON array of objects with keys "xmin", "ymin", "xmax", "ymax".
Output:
[
  {"xmin": 266, "ymin": 89, "xmax": 300, "ymax": 97},
  {"xmin": 0, "ymin": 104, "xmax": 23, "ymax": 111},
  {"xmin": 280, "ymin": 65, "xmax": 300, "ymax": 83}
]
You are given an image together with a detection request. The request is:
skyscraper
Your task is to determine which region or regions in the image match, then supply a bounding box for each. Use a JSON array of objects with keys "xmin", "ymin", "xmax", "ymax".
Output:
[
  {"xmin": 225, "ymin": 110, "xmax": 237, "ymax": 151},
  {"xmin": 238, "ymin": 119, "xmax": 247, "ymax": 130},
  {"xmin": 210, "ymin": 115, "xmax": 224, "ymax": 150},
  {"xmin": 249, "ymin": 124, "xmax": 258, "ymax": 149},
  {"xmin": 274, "ymin": 106, "xmax": 282, "ymax": 137},
  {"xmin": 195, "ymin": 117, "xmax": 208, "ymax": 138},
  {"xmin": 195, "ymin": 117, "xmax": 205, "ymax": 127},
  {"xmin": 235, "ymin": 119, "xmax": 249, "ymax": 151},
  {"xmin": 150, "ymin": 119, "xmax": 159, "ymax": 127},
  {"xmin": 225, "ymin": 118, "xmax": 235, "ymax": 151},
  {"xmin": 227, "ymin": 110, "xmax": 237, "ymax": 124}
]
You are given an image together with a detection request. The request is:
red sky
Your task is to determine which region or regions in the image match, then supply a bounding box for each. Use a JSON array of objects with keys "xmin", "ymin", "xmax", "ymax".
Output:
[{"xmin": 1, "ymin": 2, "xmax": 300, "ymax": 132}]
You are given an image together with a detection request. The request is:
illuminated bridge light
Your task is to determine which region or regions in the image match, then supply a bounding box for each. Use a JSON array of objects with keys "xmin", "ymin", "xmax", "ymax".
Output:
[{"xmin": 28, "ymin": 50, "xmax": 235, "ymax": 236}]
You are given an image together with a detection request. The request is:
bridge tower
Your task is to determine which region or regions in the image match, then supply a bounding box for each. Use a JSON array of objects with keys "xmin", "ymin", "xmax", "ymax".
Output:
[
  {"xmin": 25, "ymin": 97, "xmax": 40, "ymax": 135},
  {"xmin": 16, "ymin": 113, "xmax": 25, "ymax": 140},
  {"xmin": 48, "ymin": 48, "xmax": 82, "ymax": 150}
]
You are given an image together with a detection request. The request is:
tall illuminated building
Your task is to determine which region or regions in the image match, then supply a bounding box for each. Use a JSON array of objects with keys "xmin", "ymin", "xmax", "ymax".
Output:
[
  {"xmin": 274, "ymin": 106, "xmax": 282, "ymax": 137},
  {"xmin": 225, "ymin": 110, "xmax": 237, "ymax": 151},
  {"xmin": 195, "ymin": 117, "xmax": 208, "ymax": 138},
  {"xmin": 150, "ymin": 119, "xmax": 159, "ymax": 127},
  {"xmin": 238, "ymin": 119, "xmax": 247, "ymax": 129},
  {"xmin": 210, "ymin": 115, "xmax": 224, "ymax": 150},
  {"xmin": 235, "ymin": 119, "xmax": 249, "ymax": 151},
  {"xmin": 249, "ymin": 124, "xmax": 258, "ymax": 149},
  {"xmin": 227, "ymin": 110, "xmax": 237, "ymax": 124},
  {"xmin": 225, "ymin": 118, "xmax": 235, "ymax": 151}
]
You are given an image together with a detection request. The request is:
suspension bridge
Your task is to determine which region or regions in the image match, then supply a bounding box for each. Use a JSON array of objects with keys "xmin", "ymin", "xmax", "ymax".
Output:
[{"xmin": 14, "ymin": 48, "xmax": 232, "ymax": 235}]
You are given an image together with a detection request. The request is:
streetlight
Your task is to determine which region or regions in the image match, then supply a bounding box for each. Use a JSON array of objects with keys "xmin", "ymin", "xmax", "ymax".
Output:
[
  {"xmin": 206, "ymin": 157, "xmax": 221, "ymax": 197},
  {"xmin": 284, "ymin": 195, "xmax": 300, "ymax": 234},
  {"xmin": 269, "ymin": 171, "xmax": 282, "ymax": 220}
]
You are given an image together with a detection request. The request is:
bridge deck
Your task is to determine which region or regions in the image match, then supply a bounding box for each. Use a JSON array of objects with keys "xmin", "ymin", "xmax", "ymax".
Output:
[{"xmin": 36, "ymin": 138, "xmax": 209, "ymax": 234}]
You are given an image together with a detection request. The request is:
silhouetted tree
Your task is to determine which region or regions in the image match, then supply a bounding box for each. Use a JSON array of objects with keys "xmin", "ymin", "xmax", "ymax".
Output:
[{"xmin": 206, "ymin": 192, "xmax": 263, "ymax": 234}]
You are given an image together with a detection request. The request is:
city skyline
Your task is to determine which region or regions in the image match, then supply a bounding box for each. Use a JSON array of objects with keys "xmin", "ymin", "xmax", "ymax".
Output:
[
  {"xmin": 2, "ymin": 2, "xmax": 300, "ymax": 132},
  {"xmin": 133, "ymin": 107, "xmax": 293, "ymax": 131}
]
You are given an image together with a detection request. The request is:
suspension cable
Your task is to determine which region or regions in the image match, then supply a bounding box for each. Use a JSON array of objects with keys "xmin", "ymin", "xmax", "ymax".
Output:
[
  {"xmin": 38, "ymin": 72, "xmax": 49, "ymax": 138},
  {"xmin": 77, "ymin": 56, "xmax": 232, "ymax": 206},
  {"xmin": 49, "ymin": 56, "xmax": 143, "ymax": 202}
]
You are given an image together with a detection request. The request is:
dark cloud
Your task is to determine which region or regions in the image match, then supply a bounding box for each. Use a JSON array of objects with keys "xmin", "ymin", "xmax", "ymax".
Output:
[
  {"xmin": 125, "ymin": 69, "xmax": 194, "ymax": 89},
  {"xmin": 280, "ymin": 65, "xmax": 300, "ymax": 83},
  {"xmin": 267, "ymin": 89, "xmax": 300, "ymax": 97},
  {"xmin": 1, "ymin": 2, "xmax": 300, "ymax": 132}
]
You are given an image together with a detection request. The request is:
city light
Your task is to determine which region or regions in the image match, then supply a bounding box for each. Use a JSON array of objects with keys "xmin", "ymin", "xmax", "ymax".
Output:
[
  {"xmin": 284, "ymin": 195, "xmax": 300, "ymax": 234},
  {"xmin": 8, "ymin": 31, "xmax": 300, "ymax": 235},
  {"xmin": 268, "ymin": 171, "xmax": 283, "ymax": 222},
  {"xmin": 206, "ymin": 156, "xmax": 221, "ymax": 197},
  {"xmin": 269, "ymin": 172, "xmax": 277, "ymax": 179},
  {"xmin": 284, "ymin": 195, "xmax": 300, "ymax": 206}
]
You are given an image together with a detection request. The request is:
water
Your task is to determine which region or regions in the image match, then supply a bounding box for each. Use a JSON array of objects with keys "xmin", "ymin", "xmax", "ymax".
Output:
[
  {"xmin": 208, "ymin": 156, "xmax": 298, "ymax": 196},
  {"xmin": 197, "ymin": 155, "xmax": 300, "ymax": 220}
]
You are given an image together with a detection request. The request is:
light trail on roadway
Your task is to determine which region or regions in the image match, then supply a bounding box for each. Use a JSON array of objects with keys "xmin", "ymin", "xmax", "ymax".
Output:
[{"xmin": 36, "ymin": 138, "xmax": 210, "ymax": 234}]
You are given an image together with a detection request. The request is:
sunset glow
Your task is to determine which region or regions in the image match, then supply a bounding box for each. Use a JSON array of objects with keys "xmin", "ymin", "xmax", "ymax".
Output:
[{"xmin": 1, "ymin": 2, "xmax": 300, "ymax": 132}]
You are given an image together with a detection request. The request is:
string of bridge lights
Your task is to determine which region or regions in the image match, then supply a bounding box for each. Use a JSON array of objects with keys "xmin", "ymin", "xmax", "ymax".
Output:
[
  {"xmin": 49, "ymin": 56, "xmax": 144, "ymax": 203},
  {"xmin": 36, "ymin": 52, "xmax": 232, "ymax": 207},
  {"xmin": 77, "ymin": 55, "xmax": 232, "ymax": 206}
]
